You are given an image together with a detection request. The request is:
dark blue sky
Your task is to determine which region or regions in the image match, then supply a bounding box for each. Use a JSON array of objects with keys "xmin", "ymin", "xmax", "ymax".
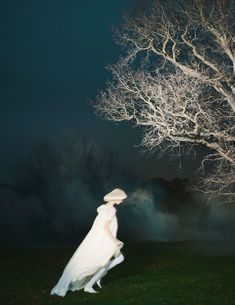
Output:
[{"xmin": 0, "ymin": 0, "xmax": 195, "ymax": 182}]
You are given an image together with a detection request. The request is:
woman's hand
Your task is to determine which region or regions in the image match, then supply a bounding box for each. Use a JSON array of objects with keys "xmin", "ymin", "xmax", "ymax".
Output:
[{"xmin": 114, "ymin": 239, "xmax": 124, "ymax": 248}]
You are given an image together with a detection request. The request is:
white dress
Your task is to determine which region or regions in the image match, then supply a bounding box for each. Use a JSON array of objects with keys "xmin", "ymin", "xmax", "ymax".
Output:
[{"xmin": 50, "ymin": 204, "xmax": 123, "ymax": 296}]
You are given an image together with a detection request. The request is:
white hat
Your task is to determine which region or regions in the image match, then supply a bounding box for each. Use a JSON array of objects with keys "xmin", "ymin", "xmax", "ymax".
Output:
[{"xmin": 104, "ymin": 188, "xmax": 127, "ymax": 202}]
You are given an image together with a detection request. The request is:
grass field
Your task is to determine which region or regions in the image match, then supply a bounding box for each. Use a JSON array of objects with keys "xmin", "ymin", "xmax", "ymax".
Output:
[{"xmin": 1, "ymin": 241, "xmax": 235, "ymax": 305}]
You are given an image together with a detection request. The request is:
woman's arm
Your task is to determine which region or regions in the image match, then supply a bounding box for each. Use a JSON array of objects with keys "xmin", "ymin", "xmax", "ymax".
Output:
[{"xmin": 103, "ymin": 220, "xmax": 122, "ymax": 246}]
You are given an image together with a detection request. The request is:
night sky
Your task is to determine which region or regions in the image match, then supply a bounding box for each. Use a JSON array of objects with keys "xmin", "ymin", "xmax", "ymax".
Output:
[
  {"xmin": 1, "ymin": 1, "xmax": 235, "ymax": 250},
  {"xmin": 0, "ymin": 0, "xmax": 196, "ymax": 183}
]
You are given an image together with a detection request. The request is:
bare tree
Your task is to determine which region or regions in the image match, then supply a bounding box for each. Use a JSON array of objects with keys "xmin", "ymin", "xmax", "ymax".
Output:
[{"xmin": 95, "ymin": 0, "xmax": 235, "ymax": 203}]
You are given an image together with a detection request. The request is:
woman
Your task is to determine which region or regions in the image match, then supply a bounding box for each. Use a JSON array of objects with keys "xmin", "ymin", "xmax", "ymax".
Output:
[{"xmin": 50, "ymin": 188, "xmax": 127, "ymax": 296}]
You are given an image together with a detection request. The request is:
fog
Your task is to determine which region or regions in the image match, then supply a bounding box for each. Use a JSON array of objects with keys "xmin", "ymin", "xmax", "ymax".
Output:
[{"xmin": 1, "ymin": 136, "xmax": 235, "ymax": 248}]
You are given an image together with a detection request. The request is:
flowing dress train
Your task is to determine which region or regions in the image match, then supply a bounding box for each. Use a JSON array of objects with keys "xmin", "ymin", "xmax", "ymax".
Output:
[{"xmin": 50, "ymin": 204, "xmax": 123, "ymax": 296}]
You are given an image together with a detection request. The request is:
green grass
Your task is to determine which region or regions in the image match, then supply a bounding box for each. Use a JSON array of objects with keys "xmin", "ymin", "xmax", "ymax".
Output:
[{"xmin": 1, "ymin": 241, "xmax": 235, "ymax": 305}]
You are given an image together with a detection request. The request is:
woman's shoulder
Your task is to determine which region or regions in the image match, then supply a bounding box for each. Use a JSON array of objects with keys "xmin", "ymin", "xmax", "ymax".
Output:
[
  {"xmin": 96, "ymin": 204, "xmax": 106, "ymax": 213},
  {"xmin": 96, "ymin": 204, "xmax": 116, "ymax": 214}
]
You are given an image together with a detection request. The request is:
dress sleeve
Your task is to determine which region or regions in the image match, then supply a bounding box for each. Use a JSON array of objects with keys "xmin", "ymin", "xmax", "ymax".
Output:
[
  {"xmin": 97, "ymin": 205, "xmax": 116, "ymax": 220},
  {"xmin": 106, "ymin": 206, "xmax": 116, "ymax": 220},
  {"xmin": 97, "ymin": 204, "xmax": 105, "ymax": 214}
]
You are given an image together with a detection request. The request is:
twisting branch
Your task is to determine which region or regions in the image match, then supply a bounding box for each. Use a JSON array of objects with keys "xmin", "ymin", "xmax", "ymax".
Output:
[{"xmin": 95, "ymin": 0, "xmax": 235, "ymax": 203}]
